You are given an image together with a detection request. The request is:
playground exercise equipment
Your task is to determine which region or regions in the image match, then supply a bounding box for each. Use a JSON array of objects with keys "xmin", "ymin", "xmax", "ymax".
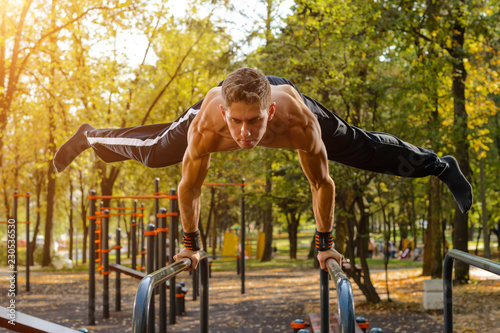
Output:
[
  {"xmin": 132, "ymin": 250, "xmax": 209, "ymax": 333},
  {"xmin": 309, "ymin": 258, "xmax": 381, "ymax": 333},
  {"xmin": 318, "ymin": 258, "xmax": 357, "ymax": 333},
  {"xmin": 86, "ymin": 179, "xmax": 179, "ymax": 326},
  {"xmin": 0, "ymin": 191, "xmax": 30, "ymax": 294},
  {"xmin": 132, "ymin": 252, "xmax": 370, "ymax": 333},
  {"xmin": 96, "ymin": 202, "xmax": 146, "ymax": 271},
  {"xmin": 443, "ymin": 249, "xmax": 500, "ymax": 333},
  {"xmin": 0, "ymin": 306, "xmax": 85, "ymax": 333}
]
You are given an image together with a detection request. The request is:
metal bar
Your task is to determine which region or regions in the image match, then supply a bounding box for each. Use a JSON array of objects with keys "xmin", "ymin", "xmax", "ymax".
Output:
[
  {"xmin": 200, "ymin": 255, "xmax": 209, "ymax": 333},
  {"xmin": 132, "ymin": 251, "xmax": 209, "ymax": 333},
  {"xmin": 326, "ymin": 258, "xmax": 355, "ymax": 333},
  {"xmin": 26, "ymin": 193, "xmax": 30, "ymax": 292},
  {"xmin": 320, "ymin": 259, "xmax": 356, "ymax": 333},
  {"xmin": 110, "ymin": 263, "xmax": 146, "ymax": 280},
  {"xmin": 159, "ymin": 208, "xmax": 167, "ymax": 333},
  {"xmin": 169, "ymin": 189, "xmax": 177, "ymax": 325},
  {"xmin": 443, "ymin": 249, "xmax": 500, "ymax": 333},
  {"xmin": 192, "ymin": 266, "xmax": 198, "ymax": 301},
  {"xmin": 0, "ymin": 306, "xmax": 82, "ymax": 333},
  {"xmin": 146, "ymin": 223, "xmax": 156, "ymax": 333},
  {"xmin": 132, "ymin": 201, "xmax": 137, "ymax": 271},
  {"xmin": 116, "ymin": 228, "xmax": 121, "ymax": 312},
  {"xmin": 140, "ymin": 203, "xmax": 145, "ymax": 271},
  {"xmin": 88, "ymin": 190, "xmax": 96, "ymax": 325},
  {"xmin": 87, "ymin": 195, "xmax": 177, "ymax": 200},
  {"xmin": 320, "ymin": 269, "xmax": 329, "ymax": 333},
  {"xmin": 102, "ymin": 210, "xmax": 109, "ymax": 319},
  {"xmin": 240, "ymin": 180, "xmax": 245, "ymax": 294},
  {"xmin": 154, "ymin": 178, "xmax": 160, "ymax": 272}
]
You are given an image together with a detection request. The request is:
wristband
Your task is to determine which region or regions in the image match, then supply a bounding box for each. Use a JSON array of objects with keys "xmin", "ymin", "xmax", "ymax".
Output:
[
  {"xmin": 315, "ymin": 230, "xmax": 334, "ymax": 251},
  {"xmin": 182, "ymin": 230, "xmax": 201, "ymax": 251}
]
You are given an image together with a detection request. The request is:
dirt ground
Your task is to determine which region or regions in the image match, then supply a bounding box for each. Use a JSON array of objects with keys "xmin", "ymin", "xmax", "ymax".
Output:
[{"xmin": 0, "ymin": 265, "xmax": 498, "ymax": 333}]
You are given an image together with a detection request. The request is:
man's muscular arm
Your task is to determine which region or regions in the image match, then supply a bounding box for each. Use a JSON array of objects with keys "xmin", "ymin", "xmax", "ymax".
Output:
[
  {"xmin": 174, "ymin": 134, "xmax": 211, "ymax": 270},
  {"xmin": 298, "ymin": 147, "xmax": 343, "ymax": 270},
  {"xmin": 290, "ymin": 97, "xmax": 343, "ymax": 270}
]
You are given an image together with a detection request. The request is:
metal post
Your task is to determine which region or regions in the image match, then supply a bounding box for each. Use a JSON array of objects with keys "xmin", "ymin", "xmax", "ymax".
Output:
[
  {"xmin": 200, "ymin": 257, "xmax": 209, "ymax": 333},
  {"xmin": 240, "ymin": 180, "xmax": 245, "ymax": 294},
  {"xmin": 102, "ymin": 209, "xmax": 110, "ymax": 319},
  {"xmin": 116, "ymin": 227, "xmax": 121, "ymax": 312},
  {"xmin": 132, "ymin": 251, "xmax": 208, "ymax": 333},
  {"xmin": 159, "ymin": 208, "xmax": 167, "ymax": 333},
  {"xmin": 13, "ymin": 190, "xmax": 18, "ymax": 295},
  {"xmin": 320, "ymin": 269, "xmax": 329, "ymax": 333},
  {"xmin": 140, "ymin": 202, "xmax": 145, "ymax": 271},
  {"xmin": 172, "ymin": 188, "xmax": 179, "ymax": 256},
  {"xmin": 25, "ymin": 193, "xmax": 30, "ymax": 292},
  {"xmin": 169, "ymin": 188, "xmax": 177, "ymax": 324},
  {"xmin": 146, "ymin": 223, "xmax": 156, "ymax": 333},
  {"xmin": 155, "ymin": 178, "xmax": 160, "ymax": 271},
  {"xmin": 88, "ymin": 190, "xmax": 96, "ymax": 325},
  {"xmin": 192, "ymin": 266, "xmax": 198, "ymax": 301},
  {"xmin": 443, "ymin": 253, "xmax": 453, "ymax": 333},
  {"xmin": 132, "ymin": 200, "xmax": 137, "ymax": 270},
  {"xmin": 443, "ymin": 250, "xmax": 500, "ymax": 333}
]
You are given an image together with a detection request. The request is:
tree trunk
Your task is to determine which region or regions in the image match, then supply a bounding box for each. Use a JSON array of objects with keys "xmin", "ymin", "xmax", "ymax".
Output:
[
  {"xmin": 212, "ymin": 198, "xmax": 218, "ymax": 258},
  {"xmin": 335, "ymin": 212, "xmax": 347, "ymax": 256},
  {"xmin": 450, "ymin": 6, "xmax": 471, "ymax": 283},
  {"xmin": 422, "ymin": 202, "xmax": 433, "ymax": 276},
  {"xmin": 42, "ymin": 144, "xmax": 56, "ymax": 266},
  {"xmin": 261, "ymin": 164, "xmax": 273, "ymax": 262},
  {"xmin": 69, "ymin": 182, "xmax": 74, "ymax": 261},
  {"xmin": 344, "ymin": 196, "xmax": 381, "ymax": 303},
  {"xmin": 430, "ymin": 177, "xmax": 442, "ymax": 278},
  {"xmin": 287, "ymin": 212, "xmax": 300, "ymax": 259},
  {"xmin": 29, "ymin": 173, "xmax": 43, "ymax": 266},
  {"xmin": 79, "ymin": 170, "xmax": 88, "ymax": 264},
  {"xmin": 410, "ymin": 181, "xmax": 418, "ymax": 249},
  {"xmin": 479, "ymin": 156, "xmax": 490, "ymax": 258},
  {"xmin": 199, "ymin": 187, "xmax": 215, "ymax": 250},
  {"xmin": 352, "ymin": 197, "xmax": 381, "ymax": 303},
  {"xmin": 97, "ymin": 161, "xmax": 120, "ymax": 208}
]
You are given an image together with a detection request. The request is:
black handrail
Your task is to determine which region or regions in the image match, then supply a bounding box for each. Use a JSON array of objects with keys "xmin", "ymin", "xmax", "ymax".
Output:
[
  {"xmin": 320, "ymin": 258, "xmax": 356, "ymax": 333},
  {"xmin": 132, "ymin": 251, "xmax": 209, "ymax": 333},
  {"xmin": 443, "ymin": 249, "xmax": 500, "ymax": 333}
]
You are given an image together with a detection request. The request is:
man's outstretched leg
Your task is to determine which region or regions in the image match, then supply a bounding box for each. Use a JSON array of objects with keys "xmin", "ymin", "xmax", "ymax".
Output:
[
  {"xmin": 53, "ymin": 105, "xmax": 201, "ymax": 173},
  {"xmin": 53, "ymin": 124, "xmax": 94, "ymax": 173},
  {"xmin": 299, "ymin": 94, "xmax": 473, "ymax": 214},
  {"xmin": 436, "ymin": 156, "xmax": 473, "ymax": 214}
]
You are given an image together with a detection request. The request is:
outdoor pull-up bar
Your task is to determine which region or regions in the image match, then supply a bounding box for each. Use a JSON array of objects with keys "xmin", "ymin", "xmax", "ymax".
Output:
[{"xmin": 87, "ymin": 195, "xmax": 177, "ymax": 200}]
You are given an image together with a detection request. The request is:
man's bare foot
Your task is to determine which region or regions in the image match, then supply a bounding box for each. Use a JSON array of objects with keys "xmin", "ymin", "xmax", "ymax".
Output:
[
  {"xmin": 53, "ymin": 124, "xmax": 94, "ymax": 173},
  {"xmin": 437, "ymin": 155, "xmax": 473, "ymax": 214}
]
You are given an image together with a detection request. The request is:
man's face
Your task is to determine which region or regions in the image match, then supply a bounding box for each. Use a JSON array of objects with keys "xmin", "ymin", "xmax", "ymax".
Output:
[{"xmin": 220, "ymin": 101, "xmax": 276, "ymax": 149}]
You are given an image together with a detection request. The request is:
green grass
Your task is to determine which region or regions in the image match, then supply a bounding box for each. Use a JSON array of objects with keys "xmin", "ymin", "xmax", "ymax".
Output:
[
  {"xmin": 209, "ymin": 255, "xmax": 424, "ymax": 273},
  {"xmin": 211, "ymin": 257, "xmax": 314, "ymax": 272},
  {"xmin": 364, "ymin": 258, "xmax": 423, "ymax": 270}
]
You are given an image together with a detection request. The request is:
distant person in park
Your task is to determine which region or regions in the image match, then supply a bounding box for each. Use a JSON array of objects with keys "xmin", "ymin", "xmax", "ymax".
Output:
[{"xmin": 53, "ymin": 67, "xmax": 472, "ymax": 270}]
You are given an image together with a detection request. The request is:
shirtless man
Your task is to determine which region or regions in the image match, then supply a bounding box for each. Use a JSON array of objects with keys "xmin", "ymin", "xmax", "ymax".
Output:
[
  {"xmin": 174, "ymin": 69, "xmax": 340, "ymax": 270},
  {"xmin": 53, "ymin": 67, "xmax": 473, "ymax": 270}
]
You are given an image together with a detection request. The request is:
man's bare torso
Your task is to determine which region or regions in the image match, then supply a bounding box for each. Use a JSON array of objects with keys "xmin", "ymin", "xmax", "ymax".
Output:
[{"xmin": 186, "ymin": 85, "xmax": 324, "ymax": 158}]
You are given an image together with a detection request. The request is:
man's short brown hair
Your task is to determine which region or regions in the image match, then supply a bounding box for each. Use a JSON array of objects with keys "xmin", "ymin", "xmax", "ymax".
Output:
[{"xmin": 221, "ymin": 67, "xmax": 271, "ymax": 110}]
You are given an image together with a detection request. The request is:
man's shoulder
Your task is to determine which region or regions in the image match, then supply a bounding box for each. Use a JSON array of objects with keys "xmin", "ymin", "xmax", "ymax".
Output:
[{"xmin": 203, "ymin": 87, "xmax": 222, "ymax": 101}]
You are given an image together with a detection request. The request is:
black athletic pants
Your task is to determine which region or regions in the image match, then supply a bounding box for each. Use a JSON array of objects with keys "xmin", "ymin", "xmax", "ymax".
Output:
[{"xmin": 86, "ymin": 76, "xmax": 441, "ymax": 177}]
